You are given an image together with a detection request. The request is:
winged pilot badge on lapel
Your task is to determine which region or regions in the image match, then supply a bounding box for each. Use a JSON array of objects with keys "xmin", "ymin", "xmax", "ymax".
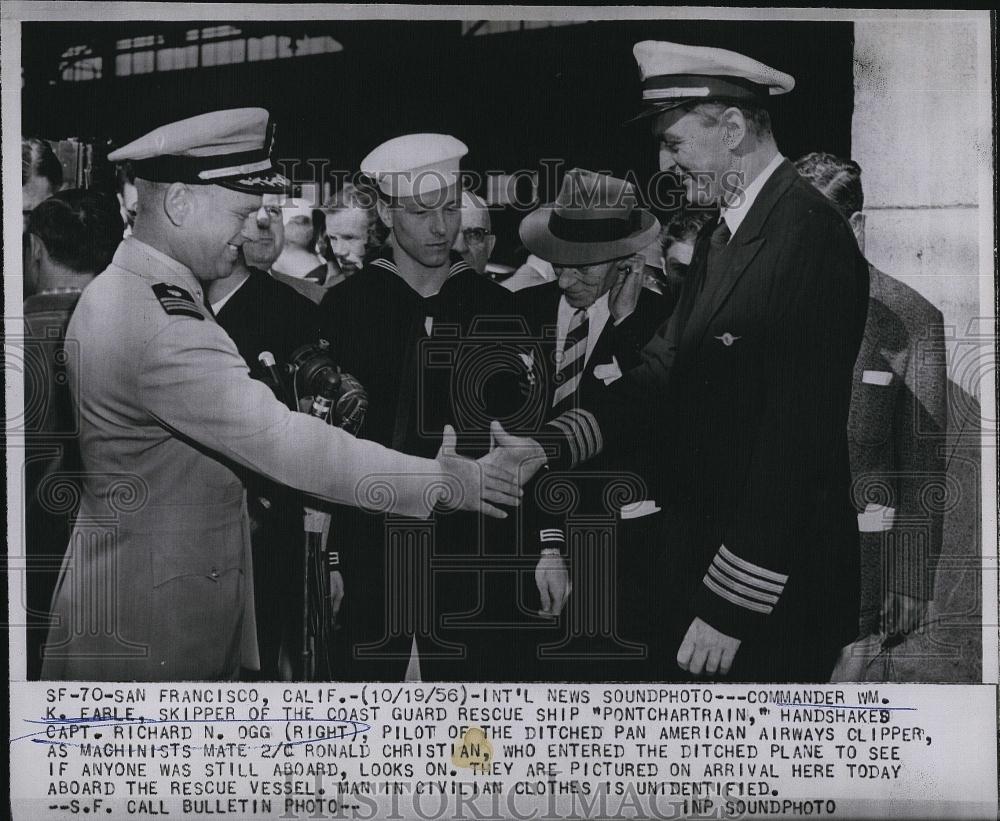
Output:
[{"xmin": 715, "ymin": 332, "xmax": 742, "ymax": 347}]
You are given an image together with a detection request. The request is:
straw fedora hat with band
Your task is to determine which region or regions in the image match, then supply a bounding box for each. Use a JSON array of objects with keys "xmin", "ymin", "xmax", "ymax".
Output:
[{"xmin": 519, "ymin": 168, "xmax": 661, "ymax": 266}]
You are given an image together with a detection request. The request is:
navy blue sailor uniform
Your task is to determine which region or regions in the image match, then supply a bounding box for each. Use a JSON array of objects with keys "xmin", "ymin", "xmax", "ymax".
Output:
[
  {"xmin": 538, "ymin": 161, "xmax": 869, "ymax": 682},
  {"xmin": 318, "ymin": 249, "xmax": 532, "ymax": 681},
  {"xmin": 41, "ymin": 238, "xmax": 456, "ymax": 681}
]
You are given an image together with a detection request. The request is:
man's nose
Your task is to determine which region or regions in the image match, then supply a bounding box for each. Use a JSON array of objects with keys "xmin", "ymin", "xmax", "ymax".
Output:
[
  {"xmin": 255, "ymin": 206, "xmax": 272, "ymax": 229},
  {"xmin": 557, "ymin": 268, "xmax": 578, "ymax": 288},
  {"xmin": 452, "ymin": 232, "xmax": 467, "ymax": 252},
  {"xmin": 659, "ymin": 148, "xmax": 678, "ymax": 173},
  {"xmin": 428, "ymin": 210, "xmax": 446, "ymax": 236}
]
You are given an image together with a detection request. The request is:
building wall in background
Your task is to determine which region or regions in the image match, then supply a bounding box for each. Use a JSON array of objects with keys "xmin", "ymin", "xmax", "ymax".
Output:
[{"xmin": 851, "ymin": 14, "xmax": 991, "ymax": 682}]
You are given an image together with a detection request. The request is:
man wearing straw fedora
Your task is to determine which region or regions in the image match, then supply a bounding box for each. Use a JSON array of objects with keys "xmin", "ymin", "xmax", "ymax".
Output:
[
  {"xmin": 513, "ymin": 168, "xmax": 677, "ymax": 679},
  {"xmin": 498, "ymin": 42, "xmax": 870, "ymax": 682}
]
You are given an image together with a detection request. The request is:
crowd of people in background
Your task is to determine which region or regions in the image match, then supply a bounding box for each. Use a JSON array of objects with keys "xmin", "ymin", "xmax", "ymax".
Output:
[{"xmin": 20, "ymin": 39, "xmax": 947, "ymax": 685}]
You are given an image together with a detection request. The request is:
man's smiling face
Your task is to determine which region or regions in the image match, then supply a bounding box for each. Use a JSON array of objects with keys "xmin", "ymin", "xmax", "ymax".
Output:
[{"xmin": 654, "ymin": 106, "xmax": 731, "ymax": 206}]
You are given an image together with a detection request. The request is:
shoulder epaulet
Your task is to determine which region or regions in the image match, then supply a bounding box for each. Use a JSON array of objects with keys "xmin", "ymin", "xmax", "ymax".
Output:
[{"xmin": 152, "ymin": 282, "xmax": 204, "ymax": 320}]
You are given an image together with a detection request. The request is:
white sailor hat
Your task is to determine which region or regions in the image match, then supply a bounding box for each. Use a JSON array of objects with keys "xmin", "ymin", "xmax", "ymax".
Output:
[
  {"xmin": 361, "ymin": 133, "xmax": 468, "ymax": 199},
  {"xmin": 628, "ymin": 41, "xmax": 794, "ymax": 123},
  {"xmin": 107, "ymin": 108, "xmax": 290, "ymax": 194}
]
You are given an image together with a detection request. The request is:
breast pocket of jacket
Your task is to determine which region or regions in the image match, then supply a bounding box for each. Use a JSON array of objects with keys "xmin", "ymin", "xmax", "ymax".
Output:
[{"xmin": 849, "ymin": 370, "xmax": 897, "ymax": 446}]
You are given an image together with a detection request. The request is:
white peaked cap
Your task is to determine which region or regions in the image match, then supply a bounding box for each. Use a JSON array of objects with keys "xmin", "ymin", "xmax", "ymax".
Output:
[
  {"xmin": 629, "ymin": 41, "xmax": 794, "ymax": 120},
  {"xmin": 108, "ymin": 107, "xmax": 289, "ymax": 194}
]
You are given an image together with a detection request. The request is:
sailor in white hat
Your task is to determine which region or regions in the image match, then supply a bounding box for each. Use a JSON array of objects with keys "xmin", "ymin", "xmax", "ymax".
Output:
[
  {"xmin": 42, "ymin": 110, "xmax": 522, "ymax": 681},
  {"xmin": 358, "ymin": 133, "xmax": 470, "ymax": 296},
  {"xmin": 314, "ymin": 134, "xmax": 533, "ymax": 681}
]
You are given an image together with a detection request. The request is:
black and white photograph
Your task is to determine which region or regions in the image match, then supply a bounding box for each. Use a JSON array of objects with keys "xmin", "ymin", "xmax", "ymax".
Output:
[{"xmin": 5, "ymin": 4, "xmax": 997, "ymax": 819}]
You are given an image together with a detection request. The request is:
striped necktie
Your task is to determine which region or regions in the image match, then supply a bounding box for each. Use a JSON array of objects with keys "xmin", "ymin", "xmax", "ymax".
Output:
[{"xmin": 551, "ymin": 308, "xmax": 589, "ymax": 412}]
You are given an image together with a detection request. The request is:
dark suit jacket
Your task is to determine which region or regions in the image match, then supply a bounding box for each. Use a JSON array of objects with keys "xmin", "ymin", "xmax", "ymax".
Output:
[
  {"xmin": 216, "ymin": 268, "xmax": 322, "ymax": 380},
  {"xmin": 215, "ymin": 268, "xmax": 322, "ymax": 678},
  {"xmin": 515, "ymin": 282, "xmax": 676, "ymax": 421},
  {"xmin": 849, "ymin": 265, "xmax": 947, "ymax": 634},
  {"xmin": 515, "ymin": 282, "xmax": 676, "ymax": 531},
  {"xmin": 545, "ymin": 160, "xmax": 870, "ymax": 661}
]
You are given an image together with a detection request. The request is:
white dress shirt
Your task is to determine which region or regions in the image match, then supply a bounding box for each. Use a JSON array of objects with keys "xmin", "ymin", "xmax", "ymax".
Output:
[
  {"xmin": 555, "ymin": 292, "xmax": 612, "ymax": 366},
  {"xmin": 720, "ymin": 152, "xmax": 785, "ymax": 240}
]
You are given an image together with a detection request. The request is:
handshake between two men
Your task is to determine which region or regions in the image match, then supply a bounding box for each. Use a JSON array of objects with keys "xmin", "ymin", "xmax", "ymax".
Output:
[
  {"xmin": 434, "ymin": 421, "xmax": 571, "ymax": 622},
  {"xmin": 433, "ymin": 420, "xmax": 547, "ymax": 519}
]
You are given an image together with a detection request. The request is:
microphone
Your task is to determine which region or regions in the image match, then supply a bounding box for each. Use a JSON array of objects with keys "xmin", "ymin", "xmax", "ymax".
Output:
[
  {"xmin": 258, "ymin": 351, "xmax": 296, "ymax": 411},
  {"xmin": 308, "ymin": 369, "xmax": 343, "ymax": 422},
  {"xmin": 331, "ymin": 371, "xmax": 368, "ymax": 435}
]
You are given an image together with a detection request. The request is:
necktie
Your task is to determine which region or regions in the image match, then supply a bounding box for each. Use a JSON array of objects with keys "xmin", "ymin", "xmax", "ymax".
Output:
[
  {"xmin": 701, "ymin": 216, "xmax": 732, "ymax": 292},
  {"xmin": 551, "ymin": 308, "xmax": 589, "ymax": 413}
]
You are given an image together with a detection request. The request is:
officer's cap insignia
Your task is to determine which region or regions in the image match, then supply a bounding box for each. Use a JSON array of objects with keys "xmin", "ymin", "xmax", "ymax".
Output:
[{"xmin": 152, "ymin": 282, "xmax": 204, "ymax": 320}]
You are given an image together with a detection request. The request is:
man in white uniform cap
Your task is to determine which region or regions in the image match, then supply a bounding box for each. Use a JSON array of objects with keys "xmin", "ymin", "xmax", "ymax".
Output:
[
  {"xmin": 499, "ymin": 42, "xmax": 870, "ymax": 683},
  {"xmin": 318, "ymin": 134, "xmax": 532, "ymax": 681},
  {"xmin": 40, "ymin": 110, "xmax": 521, "ymax": 681}
]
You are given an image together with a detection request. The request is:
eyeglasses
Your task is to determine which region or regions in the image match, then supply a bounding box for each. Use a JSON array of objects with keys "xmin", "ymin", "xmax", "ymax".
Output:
[{"xmin": 460, "ymin": 227, "xmax": 491, "ymax": 244}]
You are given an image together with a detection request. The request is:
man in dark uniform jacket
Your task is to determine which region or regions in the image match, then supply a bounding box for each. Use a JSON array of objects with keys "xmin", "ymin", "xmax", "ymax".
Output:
[
  {"xmin": 208, "ymin": 197, "xmax": 322, "ymax": 679},
  {"xmin": 22, "ymin": 189, "xmax": 123, "ymax": 679},
  {"xmin": 319, "ymin": 134, "xmax": 527, "ymax": 681},
  {"xmin": 500, "ymin": 42, "xmax": 869, "ymax": 683},
  {"xmin": 513, "ymin": 169, "xmax": 673, "ymax": 680}
]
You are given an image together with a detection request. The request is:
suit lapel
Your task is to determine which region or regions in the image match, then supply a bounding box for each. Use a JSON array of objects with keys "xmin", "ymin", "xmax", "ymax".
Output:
[
  {"xmin": 518, "ymin": 282, "xmax": 563, "ymax": 413},
  {"xmin": 856, "ymin": 264, "xmax": 884, "ymax": 366},
  {"xmin": 681, "ymin": 160, "xmax": 799, "ymax": 349}
]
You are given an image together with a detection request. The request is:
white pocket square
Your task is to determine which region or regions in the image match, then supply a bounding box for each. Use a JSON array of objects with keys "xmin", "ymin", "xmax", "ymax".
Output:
[
  {"xmin": 620, "ymin": 500, "xmax": 661, "ymax": 519},
  {"xmin": 593, "ymin": 356, "xmax": 623, "ymax": 385},
  {"xmin": 862, "ymin": 369, "xmax": 893, "ymax": 386}
]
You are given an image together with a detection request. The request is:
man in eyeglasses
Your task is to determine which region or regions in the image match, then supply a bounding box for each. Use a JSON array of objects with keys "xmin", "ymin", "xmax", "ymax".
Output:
[{"xmin": 451, "ymin": 190, "xmax": 496, "ymax": 277}]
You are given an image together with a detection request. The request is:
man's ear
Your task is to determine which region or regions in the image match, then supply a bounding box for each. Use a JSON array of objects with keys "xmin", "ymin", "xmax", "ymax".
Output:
[
  {"xmin": 27, "ymin": 232, "xmax": 46, "ymax": 265},
  {"xmin": 720, "ymin": 107, "xmax": 748, "ymax": 149},
  {"xmin": 485, "ymin": 233, "xmax": 497, "ymax": 260},
  {"xmin": 848, "ymin": 211, "xmax": 866, "ymax": 254},
  {"xmin": 375, "ymin": 199, "xmax": 393, "ymax": 230},
  {"xmin": 163, "ymin": 183, "xmax": 194, "ymax": 227}
]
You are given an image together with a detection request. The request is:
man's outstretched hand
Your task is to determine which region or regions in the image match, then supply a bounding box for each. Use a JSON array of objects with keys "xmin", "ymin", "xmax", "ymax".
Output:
[
  {"xmin": 435, "ymin": 424, "xmax": 522, "ymax": 519},
  {"xmin": 483, "ymin": 420, "xmax": 548, "ymax": 487}
]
